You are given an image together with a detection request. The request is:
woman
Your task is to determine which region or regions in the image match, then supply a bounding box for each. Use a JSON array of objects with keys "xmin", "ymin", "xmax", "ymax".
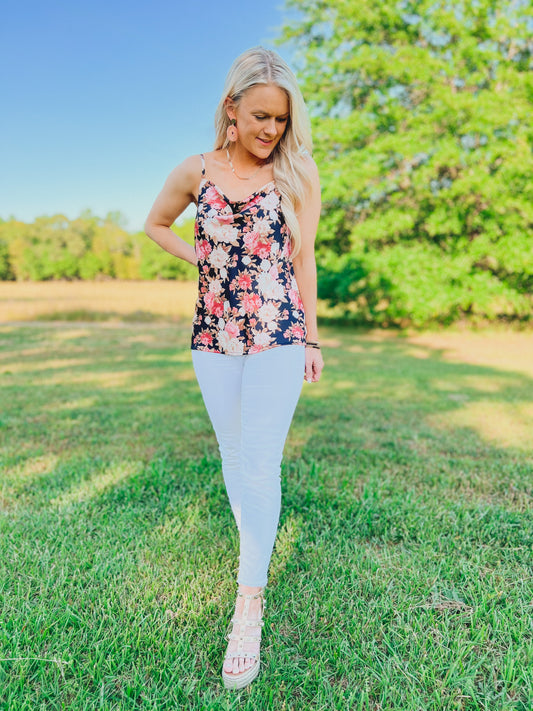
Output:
[{"xmin": 144, "ymin": 46, "xmax": 323, "ymax": 690}]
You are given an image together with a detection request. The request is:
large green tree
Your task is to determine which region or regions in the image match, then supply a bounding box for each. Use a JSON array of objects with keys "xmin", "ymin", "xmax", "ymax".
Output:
[{"xmin": 280, "ymin": 0, "xmax": 533, "ymax": 325}]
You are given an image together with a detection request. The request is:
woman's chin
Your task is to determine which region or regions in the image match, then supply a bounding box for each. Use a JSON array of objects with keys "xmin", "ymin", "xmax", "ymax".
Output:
[{"xmin": 248, "ymin": 146, "xmax": 274, "ymax": 161}]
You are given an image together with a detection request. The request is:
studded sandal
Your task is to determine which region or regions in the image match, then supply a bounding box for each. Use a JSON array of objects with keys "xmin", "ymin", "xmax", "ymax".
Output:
[{"xmin": 222, "ymin": 588, "xmax": 266, "ymax": 690}]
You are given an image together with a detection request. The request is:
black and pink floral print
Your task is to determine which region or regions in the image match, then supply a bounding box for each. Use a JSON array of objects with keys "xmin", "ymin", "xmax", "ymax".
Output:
[{"xmin": 191, "ymin": 155, "xmax": 307, "ymax": 355}]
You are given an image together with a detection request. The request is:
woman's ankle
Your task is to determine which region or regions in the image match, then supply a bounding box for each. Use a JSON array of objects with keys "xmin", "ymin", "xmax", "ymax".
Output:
[{"xmin": 238, "ymin": 583, "xmax": 264, "ymax": 595}]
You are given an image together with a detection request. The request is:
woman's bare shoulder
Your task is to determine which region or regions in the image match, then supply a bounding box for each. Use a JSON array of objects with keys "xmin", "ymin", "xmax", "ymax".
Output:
[{"xmin": 167, "ymin": 154, "xmax": 203, "ymax": 185}]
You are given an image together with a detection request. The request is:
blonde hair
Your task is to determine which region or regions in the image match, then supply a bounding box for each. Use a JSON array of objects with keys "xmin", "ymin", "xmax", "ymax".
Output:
[{"xmin": 214, "ymin": 47, "xmax": 313, "ymax": 259}]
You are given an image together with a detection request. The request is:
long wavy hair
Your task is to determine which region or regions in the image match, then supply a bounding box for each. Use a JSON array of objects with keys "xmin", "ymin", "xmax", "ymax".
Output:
[{"xmin": 214, "ymin": 47, "xmax": 313, "ymax": 259}]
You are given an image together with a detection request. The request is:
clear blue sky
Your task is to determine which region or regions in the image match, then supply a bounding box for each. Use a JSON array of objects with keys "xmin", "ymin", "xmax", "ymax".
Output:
[{"xmin": 0, "ymin": 0, "xmax": 297, "ymax": 232}]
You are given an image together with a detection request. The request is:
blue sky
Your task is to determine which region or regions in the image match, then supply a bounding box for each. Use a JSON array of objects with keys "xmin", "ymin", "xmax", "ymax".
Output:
[{"xmin": 1, "ymin": 0, "xmax": 297, "ymax": 231}]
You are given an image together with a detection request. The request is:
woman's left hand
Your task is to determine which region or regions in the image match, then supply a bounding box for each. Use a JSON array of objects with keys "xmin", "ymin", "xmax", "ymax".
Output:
[{"xmin": 304, "ymin": 347, "xmax": 324, "ymax": 383}]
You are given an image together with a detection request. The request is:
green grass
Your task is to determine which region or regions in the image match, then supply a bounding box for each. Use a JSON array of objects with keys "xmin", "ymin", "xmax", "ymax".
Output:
[
  {"xmin": 0, "ymin": 322, "xmax": 532, "ymax": 710},
  {"xmin": 33, "ymin": 309, "xmax": 174, "ymax": 323}
]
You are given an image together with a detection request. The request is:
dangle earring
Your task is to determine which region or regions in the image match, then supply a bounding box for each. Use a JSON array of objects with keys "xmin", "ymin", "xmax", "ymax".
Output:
[{"xmin": 227, "ymin": 118, "xmax": 238, "ymax": 142}]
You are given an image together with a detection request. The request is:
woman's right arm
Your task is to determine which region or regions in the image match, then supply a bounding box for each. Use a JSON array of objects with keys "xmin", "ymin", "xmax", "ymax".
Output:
[{"xmin": 144, "ymin": 155, "xmax": 201, "ymax": 267}]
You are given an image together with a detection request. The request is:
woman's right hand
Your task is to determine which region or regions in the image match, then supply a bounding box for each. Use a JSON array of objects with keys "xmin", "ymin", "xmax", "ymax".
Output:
[{"xmin": 304, "ymin": 347, "xmax": 324, "ymax": 383}]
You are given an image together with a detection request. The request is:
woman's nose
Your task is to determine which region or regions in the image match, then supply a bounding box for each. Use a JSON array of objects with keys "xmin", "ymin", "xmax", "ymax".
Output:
[{"xmin": 264, "ymin": 119, "xmax": 277, "ymax": 135}]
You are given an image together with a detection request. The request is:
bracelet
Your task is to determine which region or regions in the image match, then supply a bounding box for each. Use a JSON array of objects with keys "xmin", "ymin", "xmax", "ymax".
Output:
[{"xmin": 305, "ymin": 341, "xmax": 321, "ymax": 349}]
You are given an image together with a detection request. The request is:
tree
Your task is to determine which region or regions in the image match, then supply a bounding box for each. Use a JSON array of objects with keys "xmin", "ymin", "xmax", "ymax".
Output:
[{"xmin": 279, "ymin": 0, "xmax": 533, "ymax": 325}]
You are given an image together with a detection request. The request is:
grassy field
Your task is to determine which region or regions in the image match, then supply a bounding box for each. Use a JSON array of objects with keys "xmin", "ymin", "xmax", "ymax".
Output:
[{"xmin": 0, "ymin": 284, "xmax": 532, "ymax": 709}]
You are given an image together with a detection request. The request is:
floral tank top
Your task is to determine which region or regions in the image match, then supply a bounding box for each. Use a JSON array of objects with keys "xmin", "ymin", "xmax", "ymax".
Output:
[{"xmin": 191, "ymin": 153, "xmax": 307, "ymax": 355}]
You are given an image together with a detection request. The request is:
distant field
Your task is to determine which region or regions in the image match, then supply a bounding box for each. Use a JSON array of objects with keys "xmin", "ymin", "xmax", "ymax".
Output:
[
  {"xmin": 0, "ymin": 280, "xmax": 199, "ymax": 322},
  {"xmin": 0, "ymin": 280, "xmax": 352, "ymax": 323}
]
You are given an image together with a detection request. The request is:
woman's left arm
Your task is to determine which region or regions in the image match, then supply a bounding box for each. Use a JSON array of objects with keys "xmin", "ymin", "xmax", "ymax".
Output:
[{"xmin": 292, "ymin": 156, "xmax": 324, "ymax": 384}]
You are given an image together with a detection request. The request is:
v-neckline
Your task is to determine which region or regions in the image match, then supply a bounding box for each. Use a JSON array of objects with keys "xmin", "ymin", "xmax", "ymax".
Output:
[{"xmin": 200, "ymin": 177, "xmax": 276, "ymax": 205}]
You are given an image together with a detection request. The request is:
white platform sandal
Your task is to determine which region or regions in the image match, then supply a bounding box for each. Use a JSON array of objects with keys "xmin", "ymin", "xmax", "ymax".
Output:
[{"xmin": 222, "ymin": 588, "xmax": 266, "ymax": 690}]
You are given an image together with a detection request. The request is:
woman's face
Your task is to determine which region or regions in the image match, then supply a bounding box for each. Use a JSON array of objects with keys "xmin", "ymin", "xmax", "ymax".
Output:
[{"xmin": 228, "ymin": 84, "xmax": 290, "ymax": 159}]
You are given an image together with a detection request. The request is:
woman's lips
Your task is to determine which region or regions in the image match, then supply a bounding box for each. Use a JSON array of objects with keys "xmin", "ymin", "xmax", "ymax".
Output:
[{"xmin": 257, "ymin": 137, "xmax": 273, "ymax": 145}]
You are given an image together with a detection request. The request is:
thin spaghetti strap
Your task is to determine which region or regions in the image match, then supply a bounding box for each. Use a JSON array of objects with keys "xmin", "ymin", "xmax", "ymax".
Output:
[{"xmin": 200, "ymin": 153, "xmax": 206, "ymax": 176}]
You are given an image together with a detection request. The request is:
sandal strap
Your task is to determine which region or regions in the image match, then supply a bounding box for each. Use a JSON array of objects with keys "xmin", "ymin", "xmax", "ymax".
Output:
[
  {"xmin": 231, "ymin": 590, "xmax": 266, "ymax": 627},
  {"xmin": 224, "ymin": 650, "xmax": 259, "ymax": 661},
  {"xmin": 237, "ymin": 587, "xmax": 265, "ymax": 599},
  {"xmin": 226, "ymin": 632, "xmax": 261, "ymax": 643},
  {"xmin": 230, "ymin": 617, "xmax": 265, "ymax": 627}
]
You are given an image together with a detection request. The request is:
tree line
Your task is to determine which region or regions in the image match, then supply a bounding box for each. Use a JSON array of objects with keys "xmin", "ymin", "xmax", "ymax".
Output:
[{"xmin": 0, "ymin": 212, "xmax": 197, "ymax": 283}]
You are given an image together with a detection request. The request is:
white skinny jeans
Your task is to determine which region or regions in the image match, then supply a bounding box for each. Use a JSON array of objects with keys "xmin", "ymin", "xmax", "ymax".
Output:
[{"xmin": 191, "ymin": 344, "xmax": 305, "ymax": 587}]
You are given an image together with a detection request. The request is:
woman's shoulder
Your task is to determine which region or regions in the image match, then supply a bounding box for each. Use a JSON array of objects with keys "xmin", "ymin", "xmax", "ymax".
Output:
[
  {"xmin": 163, "ymin": 153, "xmax": 209, "ymax": 198},
  {"xmin": 174, "ymin": 153, "xmax": 205, "ymax": 180},
  {"xmin": 179, "ymin": 150, "xmax": 226, "ymax": 177}
]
